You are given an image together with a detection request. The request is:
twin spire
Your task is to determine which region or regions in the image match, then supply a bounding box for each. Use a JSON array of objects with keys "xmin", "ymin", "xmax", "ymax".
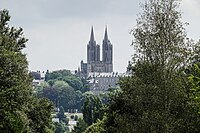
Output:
[
  {"xmin": 104, "ymin": 26, "xmax": 108, "ymax": 41},
  {"xmin": 90, "ymin": 26, "xmax": 95, "ymax": 42},
  {"xmin": 89, "ymin": 26, "xmax": 109, "ymax": 42}
]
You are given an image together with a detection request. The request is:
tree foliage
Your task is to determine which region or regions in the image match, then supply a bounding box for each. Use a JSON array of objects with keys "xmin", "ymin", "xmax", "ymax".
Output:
[
  {"xmin": 72, "ymin": 118, "xmax": 88, "ymax": 133},
  {"xmin": 0, "ymin": 9, "xmax": 31, "ymax": 132},
  {"xmin": 82, "ymin": 92, "xmax": 103, "ymax": 126},
  {"xmin": 57, "ymin": 106, "xmax": 69, "ymax": 124},
  {"xmin": 0, "ymin": 10, "xmax": 53, "ymax": 132},
  {"xmin": 45, "ymin": 70, "xmax": 85, "ymax": 92},
  {"xmin": 39, "ymin": 80, "xmax": 77, "ymax": 111},
  {"xmin": 54, "ymin": 122, "xmax": 66, "ymax": 133},
  {"xmin": 27, "ymin": 98, "xmax": 53, "ymax": 132},
  {"xmin": 38, "ymin": 70, "xmax": 89, "ymax": 111},
  {"xmin": 83, "ymin": 118, "xmax": 106, "ymax": 133},
  {"xmin": 88, "ymin": 0, "xmax": 200, "ymax": 132}
]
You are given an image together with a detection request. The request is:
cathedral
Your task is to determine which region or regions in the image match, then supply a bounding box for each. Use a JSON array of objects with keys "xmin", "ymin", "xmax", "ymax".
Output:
[{"xmin": 80, "ymin": 26, "xmax": 113, "ymax": 78}]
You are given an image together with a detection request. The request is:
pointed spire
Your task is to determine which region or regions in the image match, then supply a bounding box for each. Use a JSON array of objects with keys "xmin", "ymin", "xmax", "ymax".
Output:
[
  {"xmin": 90, "ymin": 26, "xmax": 95, "ymax": 42},
  {"xmin": 104, "ymin": 26, "xmax": 108, "ymax": 41}
]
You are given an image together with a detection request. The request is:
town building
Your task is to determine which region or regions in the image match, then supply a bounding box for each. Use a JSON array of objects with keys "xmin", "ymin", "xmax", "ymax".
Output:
[
  {"xmin": 30, "ymin": 71, "xmax": 46, "ymax": 88},
  {"xmin": 87, "ymin": 72, "xmax": 127, "ymax": 94}
]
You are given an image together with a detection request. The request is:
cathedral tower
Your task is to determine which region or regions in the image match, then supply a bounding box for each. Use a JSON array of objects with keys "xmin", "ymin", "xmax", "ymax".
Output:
[
  {"xmin": 87, "ymin": 26, "xmax": 100, "ymax": 63},
  {"xmin": 102, "ymin": 27, "xmax": 113, "ymax": 72},
  {"xmin": 81, "ymin": 26, "xmax": 113, "ymax": 76}
]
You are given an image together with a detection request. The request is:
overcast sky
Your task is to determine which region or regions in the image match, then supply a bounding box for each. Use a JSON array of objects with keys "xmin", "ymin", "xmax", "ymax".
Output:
[{"xmin": 1, "ymin": 0, "xmax": 200, "ymax": 72}]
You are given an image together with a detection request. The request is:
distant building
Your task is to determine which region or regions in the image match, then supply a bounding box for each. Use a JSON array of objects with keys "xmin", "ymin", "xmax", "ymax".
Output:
[
  {"xmin": 30, "ymin": 71, "xmax": 46, "ymax": 88},
  {"xmin": 80, "ymin": 26, "xmax": 113, "ymax": 78},
  {"xmin": 87, "ymin": 72, "xmax": 126, "ymax": 94}
]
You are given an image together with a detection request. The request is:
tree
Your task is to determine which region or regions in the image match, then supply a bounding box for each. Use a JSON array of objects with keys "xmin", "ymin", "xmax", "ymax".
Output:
[
  {"xmin": 57, "ymin": 106, "xmax": 68, "ymax": 124},
  {"xmin": 27, "ymin": 98, "xmax": 53, "ymax": 132},
  {"xmin": 45, "ymin": 70, "xmax": 72, "ymax": 81},
  {"xmin": 189, "ymin": 40, "xmax": 200, "ymax": 64},
  {"xmin": 82, "ymin": 92, "xmax": 103, "ymax": 126},
  {"xmin": 45, "ymin": 69, "xmax": 85, "ymax": 92},
  {"xmin": 0, "ymin": 10, "xmax": 53, "ymax": 132},
  {"xmin": 40, "ymin": 80, "xmax": 77, "ymax": 111},
  {"xmin": 95, "ymin": 0, "xmax": 200, "ymax": 132},
  {"xmin": 54, "ymin": 122, "xmax": 66, "ymax": 133},
  {"xmin": 0, "ymin": 9, "xmax": 31, "ymax": 132},
  {"xmin": 83, "ymin": 119, "xmax": 106, "ymax": 133},
  {"xmin": 72, "ymin": 118, "xmax": 88, "ymax": 133},
  {"xmin": 40, "ymin": 70, "xmax": 87, "ymax": 111},
  {"xmin": 34, "ymin": 81, "xmax": 50, "ymax": 96}
]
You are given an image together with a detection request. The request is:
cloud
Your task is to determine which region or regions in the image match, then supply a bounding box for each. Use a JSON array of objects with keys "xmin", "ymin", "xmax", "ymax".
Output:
[
  {"xmin": 22, "ymin": 14, "xmax": 135, "ymax": 72},
  {"xmin": 1, "ymin": 0, "xmax": 199, "ymax": 72},
  {"xmin": 0, "ymin": 0, "xmax": 139, "ymax": 72},
  {"xmin": 2, "ymin": 0, "xmax": 142, "ymax": 20},
  {"xmin": 181, "ymin": 0, "xmax": 200, "ymax": 40},
  {"xmin": 182, "ymin": 0, "xmax": 200, "ymax": 16}
]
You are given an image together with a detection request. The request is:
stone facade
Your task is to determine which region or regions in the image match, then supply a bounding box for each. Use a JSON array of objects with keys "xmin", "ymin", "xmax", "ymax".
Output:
[{"xmin": 87, "ymin": 72, "xmax": 123, "ymax": 94}]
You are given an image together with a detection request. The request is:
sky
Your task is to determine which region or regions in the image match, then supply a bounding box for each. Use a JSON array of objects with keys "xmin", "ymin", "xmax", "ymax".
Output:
[{"xmin": 1, "ymin": 0, "xmax": 200, "ymax": 73}]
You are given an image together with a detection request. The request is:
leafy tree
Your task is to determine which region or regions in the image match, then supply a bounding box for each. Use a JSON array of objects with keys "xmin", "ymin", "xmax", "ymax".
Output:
[
  {"xmin": 27, "ymin": 98, "xmax": 53, "ymax": 132},
  {"xmin": 186, "ymin": 41, "xmax": 200, "ymax": 114},
  {"xmin": 62, "ymin": 76, "xmax": 83, "ymax": 91},
  {"xmin": 75, "ymin": 90, "xmax": 84, "ymax": 111},
  {"xmin": 189, "ymin": 40, "xmax": 200, "ymax": 64},
  {"xmin": 45, "ymin": 70, "xmax": 85, "ymax": 92},
  {"xmin": 40, "ymin": 80, "xmax": 77, "ymax": 111},
  {"xmin": 34, "ymin": 81, "xmax": 50, "ymax": 95},
  {"xmin": 40, "ymin": 87, "xmax": 58, "ymax": 106},
  {"xmin": 57, "ymin": 106, "xmax": 68, "ymax": 124},
  {"xmin": 81, "ymin": 78, "xmax": 90, "ymax": 92},
  {"xmin": 83, "ymin": 119, "xmax": 105, "ymax": 133},
  {"xmin": 45, "ymin": 70, "xmax": 72, "ymax": 81},
  {"xmin": 41, "ymin": 70, "xmax": 87, "ymax": 111},
  {"xmin": 54, "ymin": 122, "xmax": 66, "ymax": 133},
  {"xmin": 188, "ymin": 64, "xmax": 200, "ymax": 113},
  {"xmin": 40, "ymin": 81, "xmax": 50, "ymax": 88},
  {"xmin": 82, "ymin": 92, "xmax": 103, "ymax": 126},
  {"xmin": 53, "ymin": 80, "xmax": 70, "ymax": 90},
  {"xmin": 0, "ymin": 9, "xmax": 31, "ymax": 132},
  {"xmin": 48, "ymin": 80, "xmax": 55, "ymax": 87},
  {"xmin": 0, "ymin": 9, "xmax": 53, "ymax": 132},
  {"xmin": 72, "ymin": 118, "xmax": 88, "ymax": 133},
  {"xmin": 93, "ymin": 0, "xmax": 200, "ymax": 132}
]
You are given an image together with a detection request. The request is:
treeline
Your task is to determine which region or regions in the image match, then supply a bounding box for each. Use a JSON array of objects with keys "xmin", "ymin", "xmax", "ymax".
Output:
[
  {"xmin": 35, "ymin": 70, "xmax": 89, "ymax": 112},
  {"xmin": 34, "ymin": 70, "xmax": 108, "ymax": 132}
]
